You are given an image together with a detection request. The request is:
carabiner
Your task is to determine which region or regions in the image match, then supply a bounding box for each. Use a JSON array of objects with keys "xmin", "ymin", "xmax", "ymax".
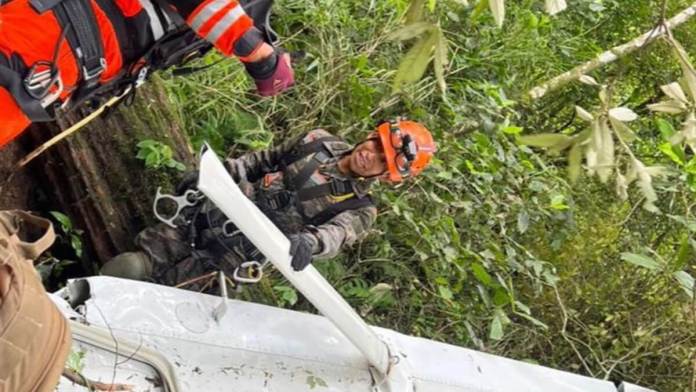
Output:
[{"xmin": 233, "ymin": 261, "xmax": 265, "ymax": 284}]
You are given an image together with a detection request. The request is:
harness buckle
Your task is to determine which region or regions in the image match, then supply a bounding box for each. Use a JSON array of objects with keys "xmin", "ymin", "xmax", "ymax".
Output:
[
  {"xmin": 23, "ymin": 61, "xmax": 64, "ymax": 107},
  {"xmin": 330, "ymin": 180, "xmax": 351, "ymax": 195},
  {"xmin": 135, "ymin": 66, "xmax": 149, "ymax": 88},
  {"xmin": 82, "ymin": 57, "xmax": 107, "ymax": 83}
]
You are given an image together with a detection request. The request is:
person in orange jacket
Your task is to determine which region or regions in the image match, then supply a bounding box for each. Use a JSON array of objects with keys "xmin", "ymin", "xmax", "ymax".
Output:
[{"xmin": 0, "ymin": 0, "xmax": 294, "ymax": 147}]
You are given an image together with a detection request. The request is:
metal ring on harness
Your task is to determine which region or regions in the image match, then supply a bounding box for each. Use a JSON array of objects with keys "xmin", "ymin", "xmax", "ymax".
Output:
[
  {"xmin": 232, "ymin": 260, "xmax": 265, "ymax": 284},
  {"xmin": 222, "ymin": 220, "xmax": 240, "ymax": 238},
  {"xmin": 152, "ymin": 187, "xmax": 204, "ymax": 228}
]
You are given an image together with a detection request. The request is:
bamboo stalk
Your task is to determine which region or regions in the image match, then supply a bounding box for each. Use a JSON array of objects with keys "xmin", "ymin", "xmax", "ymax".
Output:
[{"xmin": 528, "ymin": 3, "xmax": 696, "ymax": 100}]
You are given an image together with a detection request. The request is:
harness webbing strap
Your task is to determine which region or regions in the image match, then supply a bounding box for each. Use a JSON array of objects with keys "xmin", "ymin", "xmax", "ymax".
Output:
[
  {"xmin": 51, "ymin": 0, "xmax": 106, "ymax": 87},
  {"xmin": 296, "ymin": 179, "xmax": 355, "ymax": 202},
  {"xmin": 138, "ymin": 0, "xmax": 166, "ymax": 39},
  {"xmin": 281, "ymin": 136, "xmax": 341, "ymax": 167},
  {"xmin": 308, "ymin": 195, "xmax": 374, "ymax": 226},
  {"xmin": 290, "ymin": 152, "xmax": 325, "ymax": 191}
]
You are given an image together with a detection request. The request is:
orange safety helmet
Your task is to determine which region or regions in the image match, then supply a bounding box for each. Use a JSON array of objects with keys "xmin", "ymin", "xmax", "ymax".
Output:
[{"xmin": 373, "ymin": 119, "xmax": 436, "ymax": 182}]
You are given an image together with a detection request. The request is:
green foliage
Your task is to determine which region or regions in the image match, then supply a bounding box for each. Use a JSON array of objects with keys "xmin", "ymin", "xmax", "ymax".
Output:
[
  {"xmin": 136, "ymin": 139, "xmax": 186, "ymax": 171},
  {"xmin": 66, "ymin": 350, "xmax": 86, "ymax": 374},
  {"xmin": 273, "ymin": 285, "xmax": 298, "ymax": 307},
  {"xmin": 38, "ymin": 211, "xmax": 83, "ymax": 285},
  {"xmin": 49, "ymin": 211, "xmax": 83, "ymax": 258}
]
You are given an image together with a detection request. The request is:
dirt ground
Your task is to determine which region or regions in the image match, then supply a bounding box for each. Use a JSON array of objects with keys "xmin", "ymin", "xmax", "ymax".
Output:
[{"xmin": 0, "ymin": 135, "xmax": 38, "ymax": 210}]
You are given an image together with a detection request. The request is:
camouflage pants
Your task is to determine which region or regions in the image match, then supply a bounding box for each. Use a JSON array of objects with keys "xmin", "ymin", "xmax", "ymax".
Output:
[{"xmin": 135, "ymin": 221, "xmax": 256, "ymax": 289}]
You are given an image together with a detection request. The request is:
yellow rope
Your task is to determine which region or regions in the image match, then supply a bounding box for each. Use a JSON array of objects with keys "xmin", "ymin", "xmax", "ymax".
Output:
[{"xmin": 18, "ymin": 88, "xmax": 131, "ymax": 168}]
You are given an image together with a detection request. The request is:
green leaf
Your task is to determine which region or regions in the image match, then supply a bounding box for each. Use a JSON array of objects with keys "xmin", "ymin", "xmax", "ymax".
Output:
[
  {"xmin": 145, "ymin": 153, "xmax": 160, "ymax": 168},
  {"xmin": 514, "ymin": 300, "xmax": 531, "ymax": 314},
  {"xmin": 438, "ymin": 285, "xmax": 454, "ymax": 300},
  {"xmin": 404, "ymin": 0, "xmax": 426, "ymax": 24},
  {"xmin": 659, "ymin": 142, "xmax": 686, "ymax": 165},
  {"xmin": 567, "ymin": 143, "xmax": 582, "ymax": 183},
  {"xmin": 49, "ymin": 211, "xmax": 72, "ymax": 231},
  {"xmin": 489, "ymin": 310, "xmax": 504, "ymax": 340},
  {"xmin": 433, "ymin": 27, "xmax": 448, "ymax": 95},
  {"xmin": 621, "ymin": 252, "xmax": 661, "ymax": 271},
  {"xmin": 427, "ymin": 0, "xmax": 436, "ymax": 12},
  {"xmin": 656, "ymin": 118, "xmax": 676, "ymax": 140},
  {"xmin": 471, "ymin": 262, "xmax": 493, "ymax": 286},
  {"xmin": 675, "ymin": 234, "xmax": 692, "ymax": 270},
  {"xmin": 517, "ymin": 210, "xmax": 529, "ymax": 233},
  {"xmin": 549, "ymin": 194, "xmax": 569, "ymax": 210},
  {"xmin": 392, "ymin": 32, "xmax": 438, "ymax": 90},
  {"xmin": 70, "ymin": 234, "xmax": 83, "ymax": 258},
  {"xmin": 502, "ymin": 125, "xmax": 523, "ymax": 135},
  {"xmin": 274, "ymin": 285, "xmax": 298, "ymax": 306},
  {"xmin": 387, "ymin": 21, "xmax": 435, "ymax": 42},
  {"xmin": 516, "ymin": 312, "xmax": 549, "ymax": 330},
  {"xmin": 66, "ymin": 350, "xmax": 85, "ymax": 373},
  {"xmin": 518, "ymin": 134, "xmax": 572, "ymax": 149},
  {"xmin": 673, "ymin": 271, "xmax": 695, "ymax": 298},
  {"xmin": 492, "ymin": 288, "xmax": 510, "ymax": 306}
]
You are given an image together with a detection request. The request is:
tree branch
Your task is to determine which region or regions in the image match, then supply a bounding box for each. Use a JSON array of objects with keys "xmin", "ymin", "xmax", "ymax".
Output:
[{"xmin": 528, "ymin": 3, "xmax": 696, "ymax": 100}]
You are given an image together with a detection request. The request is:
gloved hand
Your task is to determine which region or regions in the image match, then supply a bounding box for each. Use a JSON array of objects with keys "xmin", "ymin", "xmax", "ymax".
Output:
[
  {"xmin": 289, "ymin": 232, "xmax": 317, "ymax": 271},
  {"xmin": 245, "ymin": 49, "xmax": 294, "ymax": 97}
]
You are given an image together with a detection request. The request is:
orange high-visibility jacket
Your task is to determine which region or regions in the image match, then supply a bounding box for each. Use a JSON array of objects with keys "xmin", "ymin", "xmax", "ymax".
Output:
[{"xmin": 0, "ymin": 0, "xmax": 257, "ymax": 147}]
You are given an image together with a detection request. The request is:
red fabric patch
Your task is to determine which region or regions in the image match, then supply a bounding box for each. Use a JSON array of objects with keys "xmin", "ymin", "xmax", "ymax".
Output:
[
  {"xmin": 112, "ymin": 0, "xmax": 142, "ymax": 18},
  {"xmin": 212, "ymin": 14, "xmax": 252, "ymax": 56}
]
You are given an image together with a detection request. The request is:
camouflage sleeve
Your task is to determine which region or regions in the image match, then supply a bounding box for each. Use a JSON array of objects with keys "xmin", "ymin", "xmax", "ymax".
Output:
[
  {"xmin": 226, "ymin": 134, "xmax": 303, "ymax": 183},
  {"xmin": 309, "ymin": 204, "xmax": 378, "ymax": 260}
]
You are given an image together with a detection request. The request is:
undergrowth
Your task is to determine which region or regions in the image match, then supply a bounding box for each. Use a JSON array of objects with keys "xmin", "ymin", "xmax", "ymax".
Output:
[{"xmin": 162, "ymin": 0, "xmax": 696, "ymax": 389}]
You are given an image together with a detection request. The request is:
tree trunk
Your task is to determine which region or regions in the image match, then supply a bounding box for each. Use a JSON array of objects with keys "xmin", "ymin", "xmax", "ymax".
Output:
[{"xmin": 0, "ymin": 77, "xmax": 194, "ymax": 270}]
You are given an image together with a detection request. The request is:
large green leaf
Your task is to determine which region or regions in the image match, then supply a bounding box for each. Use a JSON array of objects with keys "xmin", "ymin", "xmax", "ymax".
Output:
[
  {"xmin": 49, "ymin": 211, "xmax": 73, "ymax": 231},
  {"xmin": 518, "ymin": 133, "xmax": 572, "ymax": 148},
  {"xmin": 387, "ymin": 21, "xmax": 435, "ymax": 42},
  {"xmin": 471, "ymin": 262, "xmax": 493, "ymax": 286},
  {"xmin": 673, "ymin": 271, "xmax": 695, "ymax": 298},
  {"xmin": 621, "ymin": 252, "xmax": 662, "ymax": 271},
  {"xmin": 405, "ymin": 0, "xmax": 426, "ymax": 24},
  {"xmin": 433, "ymin": 27, "xmax": 448, "ymax": 95},
  {"xmin": 567, "ymin": 143, "xmax": 582, "ymax": 183},
  {"xmin": 489, "ymin": 311, "xmax": 504, "ymax": 340},
  {"xmin": 392, "ymin": 32, "xmax": 438, "ymax": 91}
]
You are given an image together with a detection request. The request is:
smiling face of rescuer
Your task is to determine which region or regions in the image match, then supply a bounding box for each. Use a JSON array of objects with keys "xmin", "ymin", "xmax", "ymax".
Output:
[{"xmin": 338, "ymin": 138, "xmax": 388, "ymax": 178}]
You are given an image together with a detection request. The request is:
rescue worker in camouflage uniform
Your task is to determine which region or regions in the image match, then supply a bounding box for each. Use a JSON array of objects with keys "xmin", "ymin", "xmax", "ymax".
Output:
[{"xmin": 100, "ymin": 119, "xmax": 436, "ymax": 287}]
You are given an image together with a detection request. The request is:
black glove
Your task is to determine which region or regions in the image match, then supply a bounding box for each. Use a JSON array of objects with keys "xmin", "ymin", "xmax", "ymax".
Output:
[
  {"xmin": 175, "ymin": 170, "xmax": 198, "ymax": 195},
  {"xmin": 289, "ymin": 232, "xmax": 316, "ymax": 271}
]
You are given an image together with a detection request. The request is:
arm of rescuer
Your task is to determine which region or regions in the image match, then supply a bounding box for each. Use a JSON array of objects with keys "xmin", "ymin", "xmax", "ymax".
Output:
[
  {"xmin": 307, "ymin": 204, "xmax": 378, "ymax": 260},
  {"xmin": 288, "ymin": 204, "xmax": 377, "ymax": 270},
  {"xmin": 163, "ymin": 0, "xmax": 293, "ymax": 96}
]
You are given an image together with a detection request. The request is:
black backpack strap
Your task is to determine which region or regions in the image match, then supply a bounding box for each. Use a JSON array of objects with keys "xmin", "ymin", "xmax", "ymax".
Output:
[
  {"xmin": 296, "ymin": 179, "xmax": 354, "ymax": 202},
  {"xmin": 49, "ymin": 0, "xmax": 107, "ymax": 89},
  {"xmin": 309, "ymin": 195, "xmax": 374, "ymax": 226},
  {"xmin": 280, "ymin": 136, "xmax": 342, "ymax": 167},
  {"xmin": 290, "ymin": 150, "xmax": 331, "ymax": 191}
]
